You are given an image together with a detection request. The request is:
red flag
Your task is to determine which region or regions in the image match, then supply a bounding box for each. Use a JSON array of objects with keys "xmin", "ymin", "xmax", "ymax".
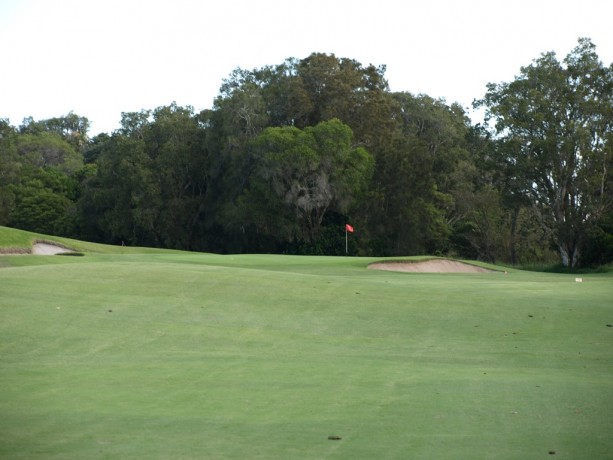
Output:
[{"xmin": 345, "ymin": 224, "xmax": 354, "ymax": 233}]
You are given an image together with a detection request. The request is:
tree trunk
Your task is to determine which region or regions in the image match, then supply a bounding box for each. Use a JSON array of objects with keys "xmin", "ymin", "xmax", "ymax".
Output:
[
  {"xmin": 559, "ymin": 241, "xmax": 579, "ymax": 267},
  {"xmin": 509, "ymin": 207, "xmax": 519, "ymax": 265}
]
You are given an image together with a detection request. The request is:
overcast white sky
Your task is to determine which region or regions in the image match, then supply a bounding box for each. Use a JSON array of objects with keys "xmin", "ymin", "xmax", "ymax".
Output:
[{"xmin": 1, "ymin": 0, "xmax": 612, "ymax": 134}]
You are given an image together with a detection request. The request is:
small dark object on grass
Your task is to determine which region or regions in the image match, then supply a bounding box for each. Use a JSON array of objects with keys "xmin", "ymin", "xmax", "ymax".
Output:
[
  {"xmin": 328, "ymin": 435, "xmax": 342, "ymax": 440},
  {"xmin": 108, "ymin": 309, "xmax": 113, "ymax": 313},
  {"xmin": 607, "ymin": 324, "xmax": 612, "ymax": 327},
  {"xmin": 528, "ymin": 315, "xmax": 533, "ymax": 317},
  {"xmin": 549, "ymin": 451, "xmax": 556, "ymax": 455},
  {"xmin": 56, "ymin": 252, "xmax": 85, "ymax": 256}
]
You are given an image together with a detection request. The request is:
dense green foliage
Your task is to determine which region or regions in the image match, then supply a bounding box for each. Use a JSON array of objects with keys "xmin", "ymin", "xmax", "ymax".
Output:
[
  {"xmin": 477, "ymin": 38, "xmax": 613, "ymax": 267},
  {"xmin": 1, "ymin": 237, "xmax": 612, "ymax": 458},
  {"xmin": 1, "ymin": 39, "xmax": 611, "ymax": 266}
]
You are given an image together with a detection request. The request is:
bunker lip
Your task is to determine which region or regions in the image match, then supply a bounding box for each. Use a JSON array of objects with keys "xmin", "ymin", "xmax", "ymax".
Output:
[{"xmin": 368, "ymin": 259, "xmax": 497, "ymax": 273}]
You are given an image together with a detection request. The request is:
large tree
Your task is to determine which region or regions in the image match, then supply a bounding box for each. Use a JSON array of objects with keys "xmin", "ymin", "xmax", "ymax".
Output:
[
  {"xmin": 236, "ymin": 119, "xmax": 373, "ymax": 249},
  {"xmin": 367, "ymin": 93, "xmax": 473, "ymax": 256},
  {"xmin": 205, "ymin": 54, "xmax": 390, "ymax": 253},
  {"xmin": 477, "ymin": 38, "xmax": 613, "ymax": 266},
  {"xmin": 79, "ymin": 103, "xmax": 210, "ymax": 249},
  {"xmin": 0, "ymin": 120, "xmax": 19, "ymax": 224},
  {"xmin": 146, "ymin": 104, "xmax": 209, "ymax": 250},
  {"xmin": 0, "ymin": 116, "xmax": 86, "ymax": 236},
  {"xmin": 79, "ymin": 134, "xmax": 157, "ymax": 245}
]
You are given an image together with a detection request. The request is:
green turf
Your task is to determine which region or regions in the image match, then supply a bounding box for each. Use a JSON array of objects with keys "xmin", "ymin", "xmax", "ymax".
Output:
[
  {"xmin": 0, "ymin": 225, "xmax": 189, "ymax": 258},
  {"xmin": 0, "ymin": 228, "xmax": 612, "ymax": 459}
]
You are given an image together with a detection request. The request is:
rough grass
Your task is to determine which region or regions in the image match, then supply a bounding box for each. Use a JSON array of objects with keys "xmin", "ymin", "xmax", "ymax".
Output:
[{"xmin": 0, "ymin": 229, "xmax": 612, "ymax": 459}]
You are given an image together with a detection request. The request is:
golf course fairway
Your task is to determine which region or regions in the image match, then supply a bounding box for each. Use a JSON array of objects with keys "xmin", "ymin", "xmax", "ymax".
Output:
[{"xmin": 0, "ymin": 231, "xmax": 612, "ymax": 458}]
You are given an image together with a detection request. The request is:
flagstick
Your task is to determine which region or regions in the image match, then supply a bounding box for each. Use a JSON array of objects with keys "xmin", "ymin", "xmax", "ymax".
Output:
[{"xmin": 345, "ymin": 228, "xmax": 348, "ymax": 254}]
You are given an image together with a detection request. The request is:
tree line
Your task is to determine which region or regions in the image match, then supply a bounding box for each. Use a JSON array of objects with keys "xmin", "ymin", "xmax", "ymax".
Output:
[{"xmin": 1, "ymin": 38, "xmax": 611, "ymax": 267}]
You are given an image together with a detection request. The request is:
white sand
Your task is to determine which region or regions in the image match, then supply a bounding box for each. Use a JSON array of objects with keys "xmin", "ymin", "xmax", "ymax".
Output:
[
  {"xmin": 31, "ymin": 243, "xmax": 73, "ymax": 255},
  {"xmin": 368, "ymin": 259, "xmax": 496, "ymax": 273}
]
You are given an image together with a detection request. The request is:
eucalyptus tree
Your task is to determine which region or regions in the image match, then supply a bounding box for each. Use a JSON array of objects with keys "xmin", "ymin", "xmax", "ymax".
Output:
[{"xmin": 476, "ymin": 38, "xmax": 613, "ymax": 266}]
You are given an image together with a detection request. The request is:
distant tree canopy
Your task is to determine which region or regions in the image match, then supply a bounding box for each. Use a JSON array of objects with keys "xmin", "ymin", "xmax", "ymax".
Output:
[{"xmin": 1, "ymin": 40, "xmax": 611, "ymax": 266}]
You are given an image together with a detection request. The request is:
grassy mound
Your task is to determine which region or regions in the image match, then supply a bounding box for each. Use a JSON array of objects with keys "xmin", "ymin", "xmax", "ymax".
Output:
[
  {"xmin": 0, "ymin": 226, "xmax": 188, "ymax": 264},
  {"xmin": 1, "ymin": 231, "xmax": 612, "ymax": 458}
]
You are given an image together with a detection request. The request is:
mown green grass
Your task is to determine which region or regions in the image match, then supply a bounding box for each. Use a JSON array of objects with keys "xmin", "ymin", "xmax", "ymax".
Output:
[
  {"xmin": 0, "ymin": 225, "xmax": 189, "ymax": 257},
  {"xmin": 0, "ymin": 227, "xmax": 612, "ymax": 459}
]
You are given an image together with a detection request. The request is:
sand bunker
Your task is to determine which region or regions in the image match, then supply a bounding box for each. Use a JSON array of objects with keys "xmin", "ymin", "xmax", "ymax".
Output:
[
  {"xmin": 31, "ymin": 243, "xmax": 74, "ymax": 255},
  {"xmin": 368, "ymin": 259, "xmax": 496, "ymax": 273}
]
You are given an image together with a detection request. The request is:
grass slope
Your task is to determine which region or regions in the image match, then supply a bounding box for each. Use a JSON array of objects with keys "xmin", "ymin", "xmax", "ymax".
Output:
[
  {"xmin": 0, "ymin": 229, "xmax": 612, "ymax": 459},
  {"xmin": 0, "ymin": 226, "xmax": 189, "ymax": 267}
]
